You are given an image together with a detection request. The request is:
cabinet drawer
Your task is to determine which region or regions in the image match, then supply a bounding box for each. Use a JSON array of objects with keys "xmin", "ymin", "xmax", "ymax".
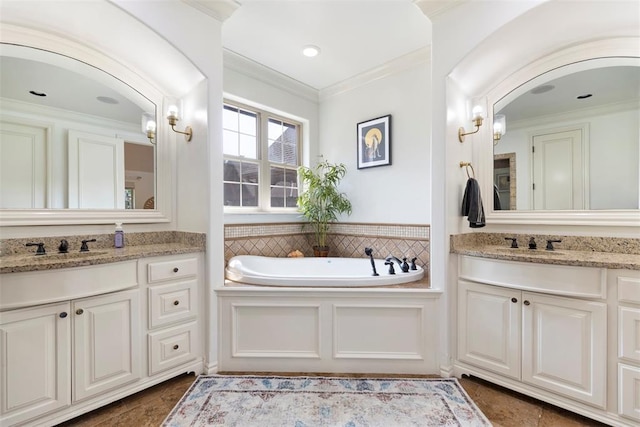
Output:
[
  {"xmin": 619, "ymin": 364, "xmax": 640, "ymax": 422},
  {"xmin": 148, "ymin": 322, "xmax": 198, "ymax": 375},
  {"xmin": 619, "ymin": 306, "xmax": 640, "ymax": 362},
  {"xmin": 618, "ymin": 275, "xmax": 640, "ymax": 304},
  {"xmin": 148, "ymin": 280, "xmax": 198, "ymax": 329},
  {"xmin": 459, "ymin": 255, "xmax": 605, "ymax": 298},
  {"xmin": 147, "ymin": 258, "xmax": 197, "ymax": 283}
]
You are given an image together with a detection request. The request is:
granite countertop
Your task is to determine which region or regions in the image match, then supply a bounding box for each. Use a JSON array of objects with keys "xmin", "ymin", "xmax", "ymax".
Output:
[
  {"xmin": 451, "ymin": 233, "xmax": 640, "ymax": 270},
  {"xmin": 0, "ymin": 232, "xmax": 205, "ymax": 274}
]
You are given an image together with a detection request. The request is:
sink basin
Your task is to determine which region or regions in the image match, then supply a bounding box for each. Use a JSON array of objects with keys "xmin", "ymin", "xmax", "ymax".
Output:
[{"xmin": 494, "ymin": 247, "xmax": 564, "ymax": 256}]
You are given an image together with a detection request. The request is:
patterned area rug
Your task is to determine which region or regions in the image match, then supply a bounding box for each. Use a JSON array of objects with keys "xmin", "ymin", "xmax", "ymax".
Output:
[{"xmin": 162, "ymin": 375, "xmax": 491, "ymax": 426}]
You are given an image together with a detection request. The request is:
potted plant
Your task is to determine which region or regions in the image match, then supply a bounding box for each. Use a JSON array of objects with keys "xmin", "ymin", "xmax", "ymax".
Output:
[{"xmin": 297, "ymin": 159, "xmax": 352, "ymax": 256}]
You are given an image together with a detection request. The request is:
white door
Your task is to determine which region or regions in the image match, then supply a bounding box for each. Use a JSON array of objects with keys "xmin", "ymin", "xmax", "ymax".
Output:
[
  {"xmin": 522, "ymin": 292, "xmax": 606, "ymax": 407},
  {"xmin": 68, "ymin": 130, "xmax": 124, "ymax": 209},
  {"xmin": 532, "ymin": 129, "xmax": 587, "ymax": 210},
  {"xmin": 0, "ymin": 121, "xmax": 47, "ymax": 208},
  {"xmin": 457, "ymin": 281, "xmax": 521, "ymax": 379},
  {"xmin": 0, "ymin": 302, "xmax": 71, "ymax": 426},
  {"xmin": 72, "ymin": 289, "xmax": 140, "ymax": 402}
]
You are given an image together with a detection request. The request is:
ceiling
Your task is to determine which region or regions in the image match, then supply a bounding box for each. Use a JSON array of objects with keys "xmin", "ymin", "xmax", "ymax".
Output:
[{"xmin": 221, "ymin": 0, "xmax": 433, "ymax": 90}]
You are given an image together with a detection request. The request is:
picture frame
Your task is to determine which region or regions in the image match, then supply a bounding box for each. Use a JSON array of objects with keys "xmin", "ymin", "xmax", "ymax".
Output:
[
  {"xmin": 497, "ymin": 173, "xmax": 510, "ymax": 191},
  {"xmin": 357, "ymin": 115, "xmax": 391, "ymax": 169}
]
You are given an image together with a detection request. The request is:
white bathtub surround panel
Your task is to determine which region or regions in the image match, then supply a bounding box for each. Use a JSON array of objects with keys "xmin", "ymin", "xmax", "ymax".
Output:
[
  {"xmin": 334, "ymin": 305, "xmax": 425, "ymax": 360},
  {"xmin": 232, "ymin": 304, "xmax": 321, "ymax": 358},
  {"xmin": 217, "ymin": 288, "xmax": 441, "ymax": 374}
]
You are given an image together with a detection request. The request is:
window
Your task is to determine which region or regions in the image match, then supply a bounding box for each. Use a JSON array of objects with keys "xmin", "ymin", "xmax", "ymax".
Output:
[{"xmin": 223, "ymin": 102, "xmax": 300, "ymax": 210}]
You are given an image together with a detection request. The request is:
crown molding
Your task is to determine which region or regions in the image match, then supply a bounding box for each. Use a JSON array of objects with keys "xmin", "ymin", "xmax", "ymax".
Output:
[
  {"xmin": 319, "ymin": 47, "xmax": 431, "ymax": 102},
  {"xmin": 223, "ymin": 49, "xmax": 319, "ymax": 103},
  {"xmin": 181, "ymin": 0, "xmax": 240, "ymax": 22},
  {"xmin": 413, "ymin": 0, "xmax": 469, "ymax": 20}
]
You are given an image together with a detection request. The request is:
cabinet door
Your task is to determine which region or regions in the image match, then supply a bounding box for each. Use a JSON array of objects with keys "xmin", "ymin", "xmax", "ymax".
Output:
[
  {"xmin": 73, "ymin": 289, "xmax": 140, "ymax": 401},
  {"xmin": 0, "ymin": 302, "xmax": 71, "ymax": 426},
  {"xmin": 458, "ymin": 281, "xmax": 521, "ymax": 379},
  {"xmin": 522, "ymin": 292, "xmax": 606, "ymax": 407}
]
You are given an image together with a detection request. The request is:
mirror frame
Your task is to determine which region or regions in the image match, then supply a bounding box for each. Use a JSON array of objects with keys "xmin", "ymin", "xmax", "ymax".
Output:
[
  {"xmin": 482, "ymin": 37, "xmax": 640, "ymax": 227},
  {"xmin": 0, "ymin": 25, "xmax": 173, "ymax": 226}
]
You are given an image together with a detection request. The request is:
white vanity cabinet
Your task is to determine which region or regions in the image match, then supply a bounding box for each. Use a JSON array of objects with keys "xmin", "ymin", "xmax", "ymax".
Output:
[
  {"xmin": 0, "ymin": 289, "xmax": 140, "ymax": 426},
  {"xmin": 0, "ymin": 302, "xmax": 71, "ymax": 426},
  {"xmin": 0, "ymin": 252, "xmax": 204, "ymax": 427},
  {"xmin": 458, "ymin": 280, "xmax": 607, "ymax": 407},
  {"xmin": 456, "ymin": 256, "xmax": 610, "ymax": 411},
  {"xmin": 72, "ymin": 289, "xmax": 141, "ymax": 401},
  {"xmin": 142, "ymin": 255, "xmax": 201, "ymax": 376},
  {"xmin": 613, "ymin": 269, "xmax": 640, "ymax": 423}
]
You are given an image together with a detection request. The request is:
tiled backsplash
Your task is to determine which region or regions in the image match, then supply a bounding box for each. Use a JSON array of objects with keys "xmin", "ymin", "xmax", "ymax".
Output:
[{"xmin": 224, "ymin": 222, "xmax": 430, "ymax": 271}]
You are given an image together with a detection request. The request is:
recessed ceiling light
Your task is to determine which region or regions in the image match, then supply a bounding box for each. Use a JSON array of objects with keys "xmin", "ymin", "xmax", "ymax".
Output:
[
  {"xmin": 302, "ymin": 45, "xmax": 320, "ymax": 58},
  {"xmin": 97, "ymin": 96, "xmax": 119, "ymax": 104}
]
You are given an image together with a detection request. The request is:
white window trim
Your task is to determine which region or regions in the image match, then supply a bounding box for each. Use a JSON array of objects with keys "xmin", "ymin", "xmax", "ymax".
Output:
[{"xmin": 223, "ymin": 100, "xmax": 302, "ymax": 212}]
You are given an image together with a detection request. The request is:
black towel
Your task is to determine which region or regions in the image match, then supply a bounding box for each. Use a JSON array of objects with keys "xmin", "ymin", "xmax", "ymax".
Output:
[
  {"xmin": 461, "ymin": 177, "xmax": 486, "ymax": 228},
  {"xmin": 494, "ymin": 184, "xmax": 502, "ymax": 210}
]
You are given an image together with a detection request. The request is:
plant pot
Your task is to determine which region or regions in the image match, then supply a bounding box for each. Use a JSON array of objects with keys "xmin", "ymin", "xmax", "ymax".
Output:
[{"xmin": 313, "ymin": 246, "xmax": 330, "ymax": 257}]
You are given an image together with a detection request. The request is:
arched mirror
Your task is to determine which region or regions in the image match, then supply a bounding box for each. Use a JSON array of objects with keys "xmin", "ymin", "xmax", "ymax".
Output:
[
  {"xmin": 0, "ymin": 35, "xmax": 171, "ymax": 226},
  {"xmin": 492, "ymin": 57, "xmax": 639, "ymax": 212},
  {"xmin": 0, "ymin": 44, "xmax": 156, "ymax": 210},
  {"xmin": 484, "ymin": 39, "xmax": 640, "ymax": 226}
]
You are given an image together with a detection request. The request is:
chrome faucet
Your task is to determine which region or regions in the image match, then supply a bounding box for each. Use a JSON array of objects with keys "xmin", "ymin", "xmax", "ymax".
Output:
[{"xmin": 385, "ymin": 256, "xmax": 409, "ymax": 273}]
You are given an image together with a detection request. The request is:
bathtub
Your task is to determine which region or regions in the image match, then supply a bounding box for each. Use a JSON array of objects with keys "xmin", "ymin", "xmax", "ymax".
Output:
[{"xmin": 225, "ymin": 255, "xmax": 424, "ymax": 287}]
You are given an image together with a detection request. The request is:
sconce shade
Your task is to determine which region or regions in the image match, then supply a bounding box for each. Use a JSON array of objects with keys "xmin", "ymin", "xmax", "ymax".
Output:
[
  {"xmin": 141, "ymin": 112, "xmax": 156, "ymax": 144},
  {"xmin": 459, "ymin": 105, "xmax": 485, "ymax": 143},
  {"xmin": 164, "ymin": 99, "xmax": 193, "ymax": 142},
  {"xmin": 493, "ymin": 114, "xmax": 506, "ymax": 144}
]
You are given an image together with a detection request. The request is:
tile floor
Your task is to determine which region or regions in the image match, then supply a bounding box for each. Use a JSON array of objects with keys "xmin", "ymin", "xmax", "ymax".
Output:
[{"xmin": 57, "ymin": 373, "xmax": 611, "ymax": 426}]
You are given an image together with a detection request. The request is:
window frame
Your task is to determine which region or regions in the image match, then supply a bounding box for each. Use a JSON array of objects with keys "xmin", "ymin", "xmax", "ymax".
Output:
[{"xmin": 223, "ymin": 100, "xmax": 302, "ymax": 213}]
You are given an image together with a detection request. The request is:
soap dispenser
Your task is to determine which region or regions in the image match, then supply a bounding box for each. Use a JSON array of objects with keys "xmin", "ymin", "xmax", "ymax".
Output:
[{"xmin": 115, "ymin": 223, "xmax": 125, "ymax": 248}]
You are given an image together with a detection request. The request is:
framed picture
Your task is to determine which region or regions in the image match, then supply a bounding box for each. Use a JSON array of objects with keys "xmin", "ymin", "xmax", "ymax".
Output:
[
  {"xmin": 357, "ymin": 115, "xmax": 391, "ymax": 169},
  {"xmin": 497, "ymin": 173, "xmax": 510, "ymax": 191}
]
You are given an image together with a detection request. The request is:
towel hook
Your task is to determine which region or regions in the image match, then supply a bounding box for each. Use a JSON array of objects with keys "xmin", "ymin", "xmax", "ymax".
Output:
[{"xmin": 459, "ymin": 161, "xmax": 475, "ymax": 179}]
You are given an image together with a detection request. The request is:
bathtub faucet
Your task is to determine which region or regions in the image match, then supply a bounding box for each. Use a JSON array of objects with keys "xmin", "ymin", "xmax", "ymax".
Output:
[
  {"xmin": 385, "ymin": 256, "xmax": 410, "ymax": 273},
  {"xmin": 364, "ymin": 247, "xmax": 379, "ymax": 276}
]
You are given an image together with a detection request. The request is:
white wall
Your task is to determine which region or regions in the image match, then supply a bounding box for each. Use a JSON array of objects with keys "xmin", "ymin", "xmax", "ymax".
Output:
[{"xmin": 319, "ymin": 50, "xmax": 431, "ymax": 225}]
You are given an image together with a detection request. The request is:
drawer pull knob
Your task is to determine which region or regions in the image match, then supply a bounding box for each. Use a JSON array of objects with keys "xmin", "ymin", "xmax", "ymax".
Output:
[
  {"xmin": 59, "ymin": 312, "xmax": 68, "ymax": 318},
  {"xmin": 511, "ymin": 298, "xmax": 517, "ymax": 303},
  {"xmin": 173, "ymin": 345, "xmax": 179, "ymax": 350},
  {"xmin": 173, "ymin": 300, "xmax": 180, "ymax": 306},
  {"xmin": 523, "ymin": 300, "xmax": 531, "ymax": 306},
  {"xmin": 173, "ymin": 267, "xmax": 179, "ymax": 273},
  {"xmin": 76, "ymin": 308, "xmax": 84, "ymax": 315}
]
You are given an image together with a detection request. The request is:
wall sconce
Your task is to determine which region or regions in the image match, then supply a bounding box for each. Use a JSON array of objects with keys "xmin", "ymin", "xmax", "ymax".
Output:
[
  {"xmin": 141, "ymin": 112, "xmax": 156, "ymax": 145},
  {"xmin": 166, "ymin": 103, "xmax": 193, "ymax": 142},
  {"xmin": 458, "ymin": 105, "xmax": 484, "ymax": 143},
  {"xmin": 493, "ymin": 114, "xmax": 506, "ymax": 145}
]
